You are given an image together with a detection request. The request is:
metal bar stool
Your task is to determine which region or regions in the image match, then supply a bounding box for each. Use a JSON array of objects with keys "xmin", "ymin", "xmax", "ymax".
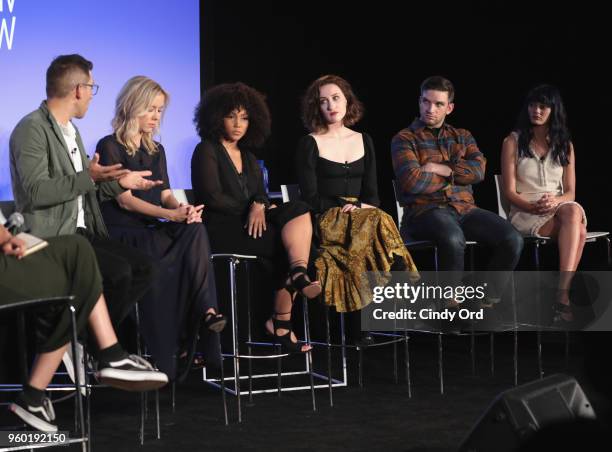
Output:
[
  {"xmin": 281, "ymin": 185, "xmax": 407, "ymax": 402},
  {"xmin": 0, "ymin": 296, "xmax": 88, "ymax": 452},
  {"xmin": 202, "ymin": 253, "xmax": 316, "ymax": 423},
  {"xmin": 494, "ymin": 174, "xmax": 610, "ymax": 379},
  {"xmin": 392, "ymin": 181, "xmax": 506, "ymax": 393}
]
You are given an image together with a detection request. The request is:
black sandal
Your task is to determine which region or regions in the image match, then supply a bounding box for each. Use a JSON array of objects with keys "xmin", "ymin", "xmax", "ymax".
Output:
[
  {"xmin": 286, "ymin": 265, "xmax": 321, "ymax": 299},
  {"xmin": 552, "ymin": 301, "xmax": 573, "ymax": 325},
  {"xmin": 266, "ymin": 313, "xmax": 311, "ymax": 354},
  {"xmin": 203, "ymin": 311, "xmax": 227, "ymax": 333}
]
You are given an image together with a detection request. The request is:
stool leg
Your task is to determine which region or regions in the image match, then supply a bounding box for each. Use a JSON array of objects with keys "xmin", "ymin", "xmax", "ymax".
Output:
[
  {"xmin": 438, "ymin": 334, "xmax": 444, "ymax": 395},
  {"xmin": 537, "ymin": 331, "xmax": 543, "ymax": 379},
  {"xmin": 510, "ymin": 272, "xmax": 518, "ymax": 386},
  {"xmin": 393, "ymin": 334, "xmax": 398, "ymax": 384},
  {"xmin": 140, "ymin": 393, "xmax": 145, "ymax": 444},
  {"xmin": 358, "ymin": 347, "xmax": 364, "ymax": 389},
  {"xmin": 404, "ymin": 331, "xmax": 411, "ymax": 397},
  {"xmin": 220, "ymin": 353, "xmax": 228, "ymax": 426},
  {"xmin": 229, "ymin": 259, "xmax": 242, "ymax": 423},
  {"xmin": 134, "ymin": 304, "xmax": 146, "ymax": 444},
  {"xmin": 470, "ymin": 332, "xmax": 476, "ymax": 376},
  {"xmin": 171, "ymin": 382, "xmax": 176, "ymax": 413},
  {"xmin": 69, "ymin": 305, "xmax": 86, "ymax": 448},
  {"xmin": 302, "ymin": 296, "xmax": 316, "ymax": 412},
  {"xmin": 564, "ymin": 331, "xmax": 570, "ymax": 369},
  {"xmin": 489, "ymin": 333, "xmax": 495, "ymax": 376},
  {"xmin": 533, "ymin": 241, "xmax": 544, "ymax": 379},
  {"xmin": 325, "ymin": 305, "xmax": 333, "ymax": 407},
  {"xmin": 245, "ymin": 262, "xmax": 254, "ymax": 405},
  {"xmin": 513, "ymin": 329, "xmax": 518, "ymax": 386},
  {"xmin": 155, "ymin": 390, "xmax": 160, "ymax": 439},
  {"xmin": 276, "ymin": 344, "xmax": 282, "ymax": 397}
]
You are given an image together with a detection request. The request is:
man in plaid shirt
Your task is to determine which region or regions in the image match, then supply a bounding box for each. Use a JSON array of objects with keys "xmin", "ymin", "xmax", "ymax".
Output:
[{"xmin": 391, "ymin": 76, "xmax": 523, "ymax": 302}]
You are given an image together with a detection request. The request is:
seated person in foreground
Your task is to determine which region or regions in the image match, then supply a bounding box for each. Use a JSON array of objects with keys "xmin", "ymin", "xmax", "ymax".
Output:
[{"xmin": 1, "ymin": 226, "xmax": 168, "ymax": 432}]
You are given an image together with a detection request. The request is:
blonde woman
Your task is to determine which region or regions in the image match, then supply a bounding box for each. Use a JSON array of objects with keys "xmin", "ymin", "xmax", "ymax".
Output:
[{"xmin": 96, "ymin": 76, "xmax": 225, "ymax": 381}]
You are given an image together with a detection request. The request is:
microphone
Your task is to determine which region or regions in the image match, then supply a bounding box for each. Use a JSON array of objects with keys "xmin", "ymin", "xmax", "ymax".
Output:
[
  {"xmin": 540, "ymin": 156, "xmax": 545, "ymax": 162},
  {"xmin": 4, "ymin": 212, "xmax": 25, "ymax": 234},
  {"xmin": 71, "ymin": 148, "xmax": 77, "ymax": 155}
]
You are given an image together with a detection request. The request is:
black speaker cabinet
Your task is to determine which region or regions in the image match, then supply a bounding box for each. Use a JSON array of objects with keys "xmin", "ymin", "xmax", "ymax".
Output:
[{"xmin": 459, "ymin": 374, "xmax": 596, "ymax": 452}]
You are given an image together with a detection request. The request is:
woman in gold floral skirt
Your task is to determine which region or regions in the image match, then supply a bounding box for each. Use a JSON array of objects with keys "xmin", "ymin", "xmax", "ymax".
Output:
[{"xmin": 296, "ymin": 74, "xmax": 417, "ymax": 344}]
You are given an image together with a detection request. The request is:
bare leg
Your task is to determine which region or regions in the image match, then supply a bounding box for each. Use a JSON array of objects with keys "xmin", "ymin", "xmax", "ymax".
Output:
[
  {"xmin": 29, "ymin": 345, "xmax": 70, "ymax": 390},
  {"xmin": 556, "ymin": 205, "xmax": 587, "ymax": 273},
  {"xmin": 28, "ymin": 293, "xmax": 115, "ymax": 390},
  {"xmin": 264, "ymin": 213, "xmax": 316, "ymax": 352},
  {"xmin": 538, "ymin": 204, "xmax": 587, "ymax": 319},
  {"xmin": 88, "ymin": 294, "xmax": 119, "ymax": 350},
  {"xmin": 281, "ymin": 213, "xmax": 314, "ymax": 268}
]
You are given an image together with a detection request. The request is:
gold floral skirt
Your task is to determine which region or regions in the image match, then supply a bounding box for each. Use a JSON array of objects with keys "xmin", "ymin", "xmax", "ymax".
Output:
[{"xmin": 315, "ymin": 206, "xmax": 418, "ymax": 312}]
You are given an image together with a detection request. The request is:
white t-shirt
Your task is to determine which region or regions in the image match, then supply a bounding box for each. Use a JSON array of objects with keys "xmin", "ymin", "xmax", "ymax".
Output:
[{"xmin": 58, "ymin": 121, "xmax": 86, "ymax": 229}]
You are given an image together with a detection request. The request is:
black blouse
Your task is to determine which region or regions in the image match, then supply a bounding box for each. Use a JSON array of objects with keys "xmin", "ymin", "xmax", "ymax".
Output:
[
  {"xmin": 96, "ymin": 134, "xmax": 171, "ymax": 227},
  {"xmin": 295, "ymin": 133, "xmax": 380, "ymax": 214},
  {"xmin": 191, "ymin": 139, "xmax": 269, "ymax": 218}
]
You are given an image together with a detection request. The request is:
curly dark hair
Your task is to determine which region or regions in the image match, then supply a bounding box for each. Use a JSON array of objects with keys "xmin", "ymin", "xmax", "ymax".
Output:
[
  {"xmin": 514, "ymin": 84, "xmax": 571, "ymax": 166},
  {"xmin": 193, "ymin": 82, "xmax": 271, "ymax": 148},
  {"xmin": 301, "ymin": 74, "xmax": 364, "ymax": 133}
]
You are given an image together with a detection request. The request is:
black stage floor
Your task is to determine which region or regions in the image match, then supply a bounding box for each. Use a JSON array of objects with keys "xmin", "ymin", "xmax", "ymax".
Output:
[{"xmin": 3, "ymin": 332, "xmax": 610, "ymax": 451}]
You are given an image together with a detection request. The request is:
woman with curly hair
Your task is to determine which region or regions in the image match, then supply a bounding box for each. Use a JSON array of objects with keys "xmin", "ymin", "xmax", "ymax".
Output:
[
  {"xmin": 96, "ymin": 76, "xmax": 225, "ymax": 381},
  {"xmin": 191, "ymin": 82, "xmax": 318, "ymax": 353},
  {"xmin": 501, "ymin": 84, "xmax": 587, "ymax": 323},
  {"xmin": 296, "ymin": 75, "xmax": 417, "ymax": 344}
]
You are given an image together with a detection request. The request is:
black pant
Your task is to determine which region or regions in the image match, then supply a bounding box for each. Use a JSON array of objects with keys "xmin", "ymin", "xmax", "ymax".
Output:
[
  {"xmin": 77, "ymin": 228, "xmax": 155, "ymax": 328},
  {"xmin": 401, "ymin": 206, "xmax": 524, "ymax": 298}
]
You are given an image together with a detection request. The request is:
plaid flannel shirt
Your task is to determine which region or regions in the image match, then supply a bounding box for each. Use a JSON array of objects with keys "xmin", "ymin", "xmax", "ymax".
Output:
[{"xmin": 391, "ymin": 118, "xmax": 486, "ymax": 219}]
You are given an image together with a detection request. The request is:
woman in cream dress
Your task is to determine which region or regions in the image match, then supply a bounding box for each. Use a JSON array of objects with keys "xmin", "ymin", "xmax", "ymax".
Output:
[{"xmin": 501, "ymin": 85, "xmax": 586, "ymax": 323}]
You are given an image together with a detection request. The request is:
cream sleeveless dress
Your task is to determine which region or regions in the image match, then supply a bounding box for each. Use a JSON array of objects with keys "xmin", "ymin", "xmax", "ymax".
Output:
[{"xmin": 508, "ymin": 132, "xmax": 586, "ymax": 237}]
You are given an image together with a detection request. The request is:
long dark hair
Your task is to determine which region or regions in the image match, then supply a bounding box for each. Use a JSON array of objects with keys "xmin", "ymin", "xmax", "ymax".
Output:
[{"xmin": 514, "ymin": 84, "xmax": 571, "ymax": 165}]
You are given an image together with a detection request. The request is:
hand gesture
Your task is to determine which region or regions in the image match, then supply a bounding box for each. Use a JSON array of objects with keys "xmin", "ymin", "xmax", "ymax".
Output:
[
  {"xmin": 118, "ymin": 170, "xmax": 164, "ymax": 191},
  {"xmin": 2, "ymin": 235, "xmax": 26, "ymax": 259},
  {"xmin": 0, "ymin": 225, "xmax": 11, "ymax": 246},
  {"xmin": 88, "ymin": 153, "xmax": 130, "ymax": 182},
  {"xmin": 246, "ymin": 202, "xmax": 266, "ymax": 238},
  {"xmin": 185, "ymin": 204, "xmax": 205, "ymax": 224}
]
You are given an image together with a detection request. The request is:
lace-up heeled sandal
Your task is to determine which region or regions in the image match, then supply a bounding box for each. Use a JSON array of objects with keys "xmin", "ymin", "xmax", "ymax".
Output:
[
  {"xmin": 266, "ymin": 312, "xmax": 311, "ymax": 354},
  {"xmin": 286, "ymin": 265, "xmax": 321, "ymax": 299}
]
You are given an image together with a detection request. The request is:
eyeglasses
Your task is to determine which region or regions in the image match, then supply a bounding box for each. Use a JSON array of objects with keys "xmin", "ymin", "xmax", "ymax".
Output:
[{"xmin": 78, "ymin": 83, "xmax": 99, "ymax": 96}]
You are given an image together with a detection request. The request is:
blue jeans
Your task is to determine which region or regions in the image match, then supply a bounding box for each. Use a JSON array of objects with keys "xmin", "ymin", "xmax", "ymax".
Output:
[{"xmin": 401, "ymin": 206, "xmax": 523, "ymax": 297}]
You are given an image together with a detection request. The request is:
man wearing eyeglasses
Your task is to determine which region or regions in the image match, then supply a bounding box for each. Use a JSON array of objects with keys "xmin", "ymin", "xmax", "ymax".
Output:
[{"xmin": 9, "ymin": 54, "xmax": 161, "ymax": 331}]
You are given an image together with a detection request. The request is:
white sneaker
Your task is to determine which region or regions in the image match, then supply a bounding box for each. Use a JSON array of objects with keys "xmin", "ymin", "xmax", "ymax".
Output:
[
  {"xmin": 9, "ymin": 394, "xmax": 57, "ymax": 432},
  {"xmin": 62, "ymin": 342, "xmax": 87, "ymax": 396},
  {"xmin": 96, "ymin": 354, "xmax": 168, "ymax": 392}
]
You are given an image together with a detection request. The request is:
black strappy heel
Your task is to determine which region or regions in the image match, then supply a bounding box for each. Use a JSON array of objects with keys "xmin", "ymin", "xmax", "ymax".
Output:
[
  {"xmin": 266, "ymin": 311, "xmax": 311, "ymax": 354},
  {"xmin": 203, "ymin": 311, "xmax": 227, "ymax": 333},
  {"xmin": 286, "ymin": 265, "xmax": 321, "ymax": 299}
]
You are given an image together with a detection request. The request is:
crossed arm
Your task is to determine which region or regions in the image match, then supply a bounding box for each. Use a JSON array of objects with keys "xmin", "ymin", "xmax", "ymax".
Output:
[{"xmin": 391, "ymin": 132, "xmax": 486, "ymax": 196}]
